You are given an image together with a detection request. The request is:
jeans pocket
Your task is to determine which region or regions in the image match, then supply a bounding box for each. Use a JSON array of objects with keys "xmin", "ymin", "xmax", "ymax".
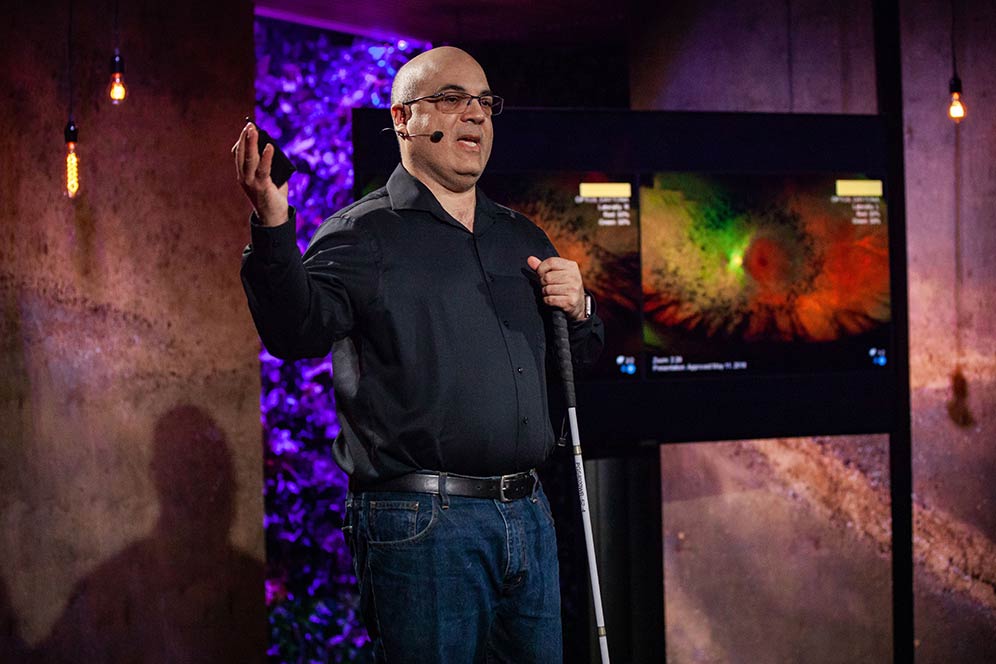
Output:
[
  {"xmin": 536, "ymin": 489, "xmax": 556, "ymax": 528},
  {"xmin": 366, "ymin": 496, "xmax": 436, "ymax": 546}
]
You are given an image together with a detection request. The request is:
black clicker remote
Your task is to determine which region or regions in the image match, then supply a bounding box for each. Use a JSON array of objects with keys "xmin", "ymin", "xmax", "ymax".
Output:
[{"xmin": 245, "ymin": 116, "xmax": 296, "ymax": 187}]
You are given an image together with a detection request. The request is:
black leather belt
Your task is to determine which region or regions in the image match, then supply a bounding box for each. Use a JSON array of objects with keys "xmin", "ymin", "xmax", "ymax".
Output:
[{"xmin": 355, "ymin": 469, "xmax": 538, "ymax": 502}]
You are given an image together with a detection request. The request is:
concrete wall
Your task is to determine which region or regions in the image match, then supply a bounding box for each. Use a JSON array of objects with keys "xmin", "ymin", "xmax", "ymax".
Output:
[
  {"xmin": 0, "ymin": 1, "xmax": 264, "ymax": 661},
  {"xmin": 903, "ymin": 1, "xmax": 996, "ymax": 660},
  {"xmin": 632, "ymin": 0, "xmax": 995, "ymax": 661}
]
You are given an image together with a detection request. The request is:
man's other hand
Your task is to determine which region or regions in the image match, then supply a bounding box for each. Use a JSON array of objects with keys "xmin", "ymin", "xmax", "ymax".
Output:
[
  {"xmin": 232, "ymin": 122, "xmax": 289, "ymax": 227},
  {"xmin": 527, "ymin": 255, "xmax": 586, "ymax": 321}
]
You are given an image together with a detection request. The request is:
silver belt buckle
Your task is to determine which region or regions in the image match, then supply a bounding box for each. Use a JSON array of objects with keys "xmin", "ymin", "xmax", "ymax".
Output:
[{"xmin": 499, "ymin": 473, "xmax": 514, "ymax": 502}]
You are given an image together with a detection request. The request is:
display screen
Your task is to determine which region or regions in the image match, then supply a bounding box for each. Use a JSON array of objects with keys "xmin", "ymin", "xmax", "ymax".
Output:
[
  {"xmin": 640, "ymin": 173, "xmax": 891, "ymax": 377},
  {"xmin": 482, "ymin": 171, "xmax": 891, "ymax": 382}
]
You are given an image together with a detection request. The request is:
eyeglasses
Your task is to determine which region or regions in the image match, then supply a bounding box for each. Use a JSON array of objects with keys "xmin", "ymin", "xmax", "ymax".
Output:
[{"xmin": 403, "ymin": 91, "xmax": 504, "ymax": 117}]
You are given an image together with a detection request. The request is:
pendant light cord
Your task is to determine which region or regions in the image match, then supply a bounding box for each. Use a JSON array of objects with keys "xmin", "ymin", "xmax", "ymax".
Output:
[{"xmin": 67, "ymin": 0, "xmax": 74, "ymax": 120}]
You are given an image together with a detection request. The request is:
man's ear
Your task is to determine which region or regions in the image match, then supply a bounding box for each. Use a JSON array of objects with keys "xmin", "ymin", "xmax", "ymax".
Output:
[{"xmin": 391, "ymin": 103, "xmax": 408, "ymax": 131}]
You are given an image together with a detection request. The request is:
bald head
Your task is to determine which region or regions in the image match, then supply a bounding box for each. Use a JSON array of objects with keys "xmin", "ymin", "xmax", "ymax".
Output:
[
  {"xmin": 391, "ymin": 46, "xmax": 486, "ymax": 107},
  {"xmin": 389, "ymin": 46, "xmax": 495, "ymax": 196}
]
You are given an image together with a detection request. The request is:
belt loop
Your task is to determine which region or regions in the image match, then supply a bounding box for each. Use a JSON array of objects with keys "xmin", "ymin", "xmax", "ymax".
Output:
[
  {"xmin": 530, "ymin": 469, "xmax": 539, "ymax": 503},
  {"xmin": 438, "ymin": 472, "xmax": 450, "ymax": 510}
]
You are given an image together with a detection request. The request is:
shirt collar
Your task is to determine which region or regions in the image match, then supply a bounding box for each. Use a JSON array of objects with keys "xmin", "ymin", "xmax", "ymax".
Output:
[{"xmin": 386, "ymin": 163, "xmax": 506, "ymax": 236}]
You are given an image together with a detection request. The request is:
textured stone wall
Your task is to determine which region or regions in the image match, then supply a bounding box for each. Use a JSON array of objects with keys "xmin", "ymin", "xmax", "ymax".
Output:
[
  {"xmin": 902, "ymin": 1, "xmax": 996, "ymax": 660},
  {"xmin": 0, "ymin": 0, "xmax": 264, "ymax": 661},
  {"xmin": 631, "ymin": 0, "xmax": 996, "ymax": 661}
]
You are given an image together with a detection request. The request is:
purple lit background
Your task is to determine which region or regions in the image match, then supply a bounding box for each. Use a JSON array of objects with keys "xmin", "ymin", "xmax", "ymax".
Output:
[{"xmin": 253, "ymin": 18, "xmax": 429, "ymax": 662}]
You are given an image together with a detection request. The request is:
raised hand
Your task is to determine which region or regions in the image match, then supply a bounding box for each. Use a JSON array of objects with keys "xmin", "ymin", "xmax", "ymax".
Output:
[{"xmin": 232, "ymin": 122, "xmax": 289, "ymax": 227}]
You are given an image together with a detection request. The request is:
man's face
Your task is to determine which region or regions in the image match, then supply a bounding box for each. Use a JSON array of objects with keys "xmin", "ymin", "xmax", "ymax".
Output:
[{"xmin": 396, "ymin": 52, "xmax": 495, "ymax": 194}]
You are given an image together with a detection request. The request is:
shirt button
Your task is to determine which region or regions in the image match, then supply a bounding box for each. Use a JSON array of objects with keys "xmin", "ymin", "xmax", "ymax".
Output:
[
  {"xmin": 503, "ymin": 320, "xmax": 510, "ymax": 327},
  {"xmin": 521, "ymin": 417, "xmax": 529, "ymax": 424},
  {"xmin": 517, "ymin": 367, "xmax": 523, "ymax": 374}
]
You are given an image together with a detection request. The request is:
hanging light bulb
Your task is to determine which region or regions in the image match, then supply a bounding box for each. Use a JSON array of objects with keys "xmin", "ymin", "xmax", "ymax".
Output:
[
  {"xmin": 107, "ymin": 49, "xmax": 127, "ymax": 104},
  {"xmin": 948, "ymin": 75, "xmax": 965, "ymax": 123},
  {"xmin": 65, "ymin": 120, "xmax": 80, "ymax": 198},
  {"xmin": 64, "ymin": 0, "xmax": 80, "ymax": 198}
]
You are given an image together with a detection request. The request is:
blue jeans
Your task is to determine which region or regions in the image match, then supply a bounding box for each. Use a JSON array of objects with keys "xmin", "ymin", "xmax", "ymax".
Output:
[{"xmin": 344, "ymin": 481, "xmax": 563, "ymax": 664}]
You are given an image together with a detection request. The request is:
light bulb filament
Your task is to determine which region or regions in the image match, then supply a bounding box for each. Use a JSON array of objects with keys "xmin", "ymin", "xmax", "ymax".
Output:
[
  {"xmin": 108, "ymin": 72, "xmax": 127, "ymax": 104},
  {"xmin": 948, "ymin": 92, "xmax": 965, "ymax": 122},
  {"xmin": 66, "ymin": 142, "xmax": 79, "ymax": 198}
]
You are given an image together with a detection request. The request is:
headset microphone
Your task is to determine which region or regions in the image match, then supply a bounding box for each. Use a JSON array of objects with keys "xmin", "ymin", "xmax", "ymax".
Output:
[{"xmin": 382, "ymin": 127, "xmax": 444, "ymax": 143}]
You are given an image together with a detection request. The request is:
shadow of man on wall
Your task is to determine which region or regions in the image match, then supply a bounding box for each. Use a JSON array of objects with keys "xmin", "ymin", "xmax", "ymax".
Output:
[
  {"xmin": 33, "ymin": 404, "xmax": 264, "ymax": 663},
  {"xmin": 1, "ymin": 575, "xmax": 28, "ymax": 661}
]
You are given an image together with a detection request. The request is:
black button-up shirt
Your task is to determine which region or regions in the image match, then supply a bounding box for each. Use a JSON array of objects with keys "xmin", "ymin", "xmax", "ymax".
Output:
[{"xmin": 241, "ymin": 164, "xmax": 604, "ymax": 483}]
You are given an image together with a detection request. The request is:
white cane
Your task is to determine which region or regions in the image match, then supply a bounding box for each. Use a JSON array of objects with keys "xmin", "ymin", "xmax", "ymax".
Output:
[{"xmin": 551, "ymin": 309, "xmax": 610, "ymax": 664}]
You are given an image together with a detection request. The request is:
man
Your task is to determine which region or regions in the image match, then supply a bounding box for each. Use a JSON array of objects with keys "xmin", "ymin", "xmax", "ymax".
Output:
[{"xmin": 234, "ymin": 46, "xmax": 603, "ymax": 663}]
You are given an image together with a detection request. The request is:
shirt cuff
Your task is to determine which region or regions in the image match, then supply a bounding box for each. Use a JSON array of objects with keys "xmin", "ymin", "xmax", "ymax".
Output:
[{"xmin": 249, "ymin": 206, "xmax": 297, "ymax": 263}]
